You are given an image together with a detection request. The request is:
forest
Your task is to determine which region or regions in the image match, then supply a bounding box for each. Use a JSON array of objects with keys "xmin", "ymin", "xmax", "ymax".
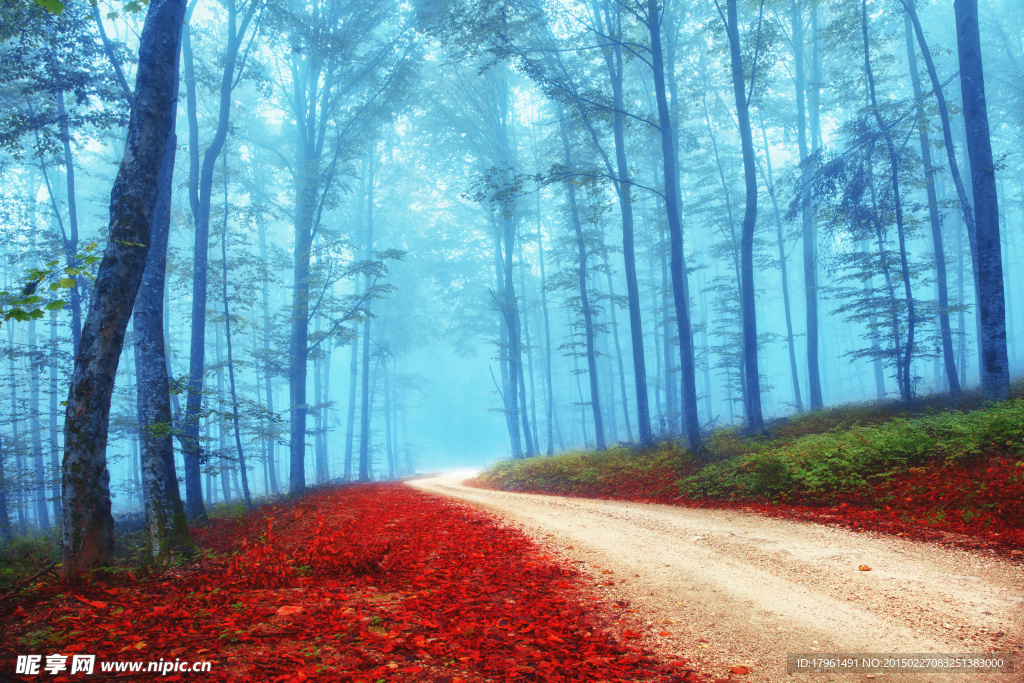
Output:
[{"xmin": 0, "ymin": 0, "xmax": 1022, "ymax": 618}]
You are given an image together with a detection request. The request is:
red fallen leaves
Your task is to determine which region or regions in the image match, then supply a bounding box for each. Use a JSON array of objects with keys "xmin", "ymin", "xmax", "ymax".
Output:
[
  {"xmin": 2, "ymin": 484, "xmax": 708, "ymax": 683},
  {"xmin": 72, "ymin": 594, "xmax": 109, "ymax": 609}
]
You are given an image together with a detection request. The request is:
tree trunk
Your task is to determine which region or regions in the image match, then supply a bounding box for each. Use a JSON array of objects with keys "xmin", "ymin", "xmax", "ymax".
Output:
[
  {"xmin": 559, "ymin": 116, "xmax": 605, "ymax": 450},
  {"xmin": 648, "ymin": 0, "xmax": 701, "ymax": 451},
  {"xmin": 384, "ymin": 354, "xmax": 395, "ymax": 479},
  {"xmin": 289, "ymin": 142, "xmax": 315, "ymax": 495},
  {"xmin": 797, "ymin": 0, "xmax": 824, "ymax": 410},
  {"xmin": 602, "ymin": 252, "xmax": 633, "ymax": 443},
  {"xmin": 344, "ymin": 280, "xmax": 359, "ymax": 480},
  {"xmin": 903, "ymin": 8, "xmax": 960, "ymax": 394},
  {"xmin": 55, "ymin": 92, "xmax": 83, "ymax": 355},
  {"xmin": 536, "ymin": 215, "xmax": 556, "ymax": 455},
  {"xmin": 214, "ymin": 325, "xmax": 231, "ymax": 504},
  {"xmin": 27, "ymin": 318, "xmax": 49, "ymax": 531},
  {"xmin": 255, "ymin": 198, "xmax": 279, "ymax": 494},
  {"xmin": 0, "ymin": 436, "xmax": 10, "ymax": 544},
  {"xmin": 863, "ymin": 0, "xmax": 916, "ymax": 401},
  {"xmin": 48, "ymin": 312, "xmax": 61, "ymax": 523},
  {"xmin": 133, "ymin": 112, "xmax": 193, "ymax": 562},
  {"xmin": 358, "ymin": 151, "xmax": 375, "ymax": 482},
  {"xmin": 181, "ymin": 0, "xmax": 257, "ymax": 512},
  {"xmin": 592, "ymin": 0, "xmax": 652, "ymax": 444},
  {"xmin": 954, "ymin": 0, "xmax": 1010, "ymax": 401},
  {"xmin": 901, "ymin": 0, "xmax": 979, "ymax": 294},
  {"xmin": 659, "ymin": 223, "xmax": 678, "ymax": 433},
  {"xmin": 517, "ymin": 323, "xmax": 535, "ymax": 456},
  {"xmin": 61, "ymin": 0, "xmax": 187, "ymax": 575},
  {"xmin": 220, "ymin": 151, "xmax": 250, "ymax": 506},
  {"xmin": 757, "ymin": 113, "xmax": 802, "ymax": 412},
  {"xmin": 725, "ymin": 0, "xmax": 764, "ymax": 433}
]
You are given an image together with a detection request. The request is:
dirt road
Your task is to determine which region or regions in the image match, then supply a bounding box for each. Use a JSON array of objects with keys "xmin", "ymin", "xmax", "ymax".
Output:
[{"xmin": 408, "ymin": 472, "xmax": 1022, "ymax": 682}]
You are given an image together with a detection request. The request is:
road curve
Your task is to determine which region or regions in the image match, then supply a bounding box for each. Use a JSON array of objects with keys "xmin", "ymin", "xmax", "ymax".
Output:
[{"xmin": 408, "ymin": 472, "xmax": 1022, "ymax": 682}]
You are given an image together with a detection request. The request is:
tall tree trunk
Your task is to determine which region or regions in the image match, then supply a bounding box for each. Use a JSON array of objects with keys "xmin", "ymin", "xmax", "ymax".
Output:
[
  {"xmin": 559, "ymin": 116, "xmax": 605, "ymax": 450},
  {"xmin": 954, "ymin": 0, "xmax": 1010, "ymax": 401},
  {"xmin": 903, "ymin": 8, "xmax": 960, "ymax": 394},
  {"xmin": 215, "ymin": 325, "xmax": 231, "ymax": 504},
  {"xmin": 358, "ymin": 151, "xmax": 375, "ymax": 482},
  {"xmin": 61, "ymin": 0, "xmax": 187, "ymax": 575},
  {"xmin": 863, "ymin": 0, "xmax": 916, "ymax": 401},
  {"xmin": 383, "ymin": 354, "xmax": 395, "ymax": 479},
  {"xmin": 181, "ymin": 0, "xmax": 257, "ymax": 511},
  {"xmin": 648, "ymin": 0, "xmax": 701, "ymax": 451},
  {"xmin": 868, "ymin": 169, "xmax": 906, "ymax": 399},
  {"xmin": 220, "ymin": 151, "xmax": 250, "ymax": 506},
  {"xmin": 517, "ymin": 243, "xmax": 542, "ymax": 452},
  {"xmin": 724, "ymin": 0, "xmax": 765, "ymax": 433},
  {"xmin": 494, "ymin": 227, "xmax": 517, "ymax": 454},
  {"xmin": 591, "ymin": 0, "xmax": 652, "ymax": 444},
  {"xmin": 646, "ymin": 242, "xmax": 664, "ymax": 427},
  {"xmin": 757, "ymin": 113, "xmax": 802, "ymax": 412},
  {"xmin": 602, "ymin": 252, "xmax": 634, "ymax": 443},
  {"xmin": 55, "ymin": 92, "xmax": 83, "ymax": 354},
  {"xmin": 900, "ymin": 0, "xmax": 979, "ymax": 295},
  {"xmin": 289, "ymin": 144, "xmax": 315, "ymax": 495},
  {"xmin": 502, "ymin": 210, "xmax": 527, "ymax": 456},
  {"xmin": 517, "ymin": 325, "xmax": 535, "ymax": 456},
  {"xmin": 47, "ymin": 312, "xmax": 61, "ymax": 524},
  {"xmin": 255, "ymin": 199, "xmax": 279, "ymax": 494},
  {"xmin": 0, "ymin": 436, "xmax": 11, "ymax": 544},
  {"xmin": 659, "ymin": 223, "xmax": 677, "ymax": 433},
  {"xmin": 132, "ymin": 111, "xmax": 193, "ymax": 561},
  {"xmin": 344, "ymin": 280, "xmax": 359, "ymax": 480},
  {"xmin": 796, "ymin": 0, "xmax": 824, "ymax": 410},
  {"xmin": 28, "ymin": 318, "xmax": 49, "ymax": 531},
  {"xmin": 702, "ymin": 92, "xmax": 746, "ymax": 421},
  {"xmin": 536, "ymin": 215, "xmax": 556, "ymax": 455}
]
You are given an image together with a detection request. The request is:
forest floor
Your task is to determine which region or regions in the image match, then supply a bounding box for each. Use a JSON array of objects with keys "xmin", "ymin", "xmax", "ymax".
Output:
[
  {"xmin": 414, "ymin": 472, "xmax": 1024, "ymax": 683},
  {"xmin": 1, "ymin": 483, "xmax": 712, "ymax": 683}
]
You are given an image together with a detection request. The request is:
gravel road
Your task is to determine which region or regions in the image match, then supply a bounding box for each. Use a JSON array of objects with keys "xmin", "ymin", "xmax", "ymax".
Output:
[{"xmin": 408, "ymin": 472, "xmax": 1022, "ymax": 682}]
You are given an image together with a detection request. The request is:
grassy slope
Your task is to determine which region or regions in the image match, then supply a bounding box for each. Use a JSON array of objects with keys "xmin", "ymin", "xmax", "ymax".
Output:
[{"xmin": 476, "ymin": 385, "xmax": 1024, "ymax": 557}]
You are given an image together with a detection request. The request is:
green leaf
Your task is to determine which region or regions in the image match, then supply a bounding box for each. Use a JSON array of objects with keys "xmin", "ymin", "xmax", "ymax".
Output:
[
  {"xmin": 45, "ymin": 300, "xmax": 66, "ymax": 312},
  {"xmin": 58, "ymin": 278, "xmax": 77, "ymax": 289},
  {"xmin": 34, "ymin": 0, "xmax": 65, "ymax": 14},
  {"xmin": 45, "ymin": 260, "xmax": 60, "ymax": 267}
]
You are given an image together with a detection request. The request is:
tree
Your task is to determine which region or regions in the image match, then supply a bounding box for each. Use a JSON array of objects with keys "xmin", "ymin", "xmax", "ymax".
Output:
[
  {"xmin": 720, "ymin": 0, "xmax": 765, "ymax": 434},
  {"xmin": 954, "ymin": 0, "xmax": 1010, "ymax": 401},
  {"xmin": 861, "ymin": 0, "xmax": 916, "ymax": 401},
  {"xmin": 268, "ymin": 0, "xmax": 413, "ymax": 495},
  {"xmin": 646, "ymin": 0, "xmax": 701, "ymax": 452},
  {"xmin": 60, "ymin": 0, "xmax": 187, "ymax": 575},
  {"xmin": 180, "ymin": 0, "xmax": 262, "ymax": 520},
  {"xmin": 902, "ymin": 5, "xmax": 959, "ymax": 394}
]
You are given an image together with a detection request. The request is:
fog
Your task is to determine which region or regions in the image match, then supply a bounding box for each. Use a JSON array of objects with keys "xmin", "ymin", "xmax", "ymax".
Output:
[{"xmin": 1, "ymin": 0, "xmax": 1020, "ymax": 526}]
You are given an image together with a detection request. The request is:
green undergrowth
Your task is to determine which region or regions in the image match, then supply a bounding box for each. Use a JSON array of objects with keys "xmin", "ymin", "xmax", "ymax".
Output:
[
  {"xmin": 683, "ymin": 397, "xmax": 1024, "ymax": 502},
  {"xmin": 478, "ymin": 382, "xmax": 1024, "ymax": 507},
  {"xmin": 0, "ymin": 526, "xmax": 62, "ymax": 590},
  {"xmin": 480, "ymin": 441, "xmax": 686, "ymax": 499}
]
